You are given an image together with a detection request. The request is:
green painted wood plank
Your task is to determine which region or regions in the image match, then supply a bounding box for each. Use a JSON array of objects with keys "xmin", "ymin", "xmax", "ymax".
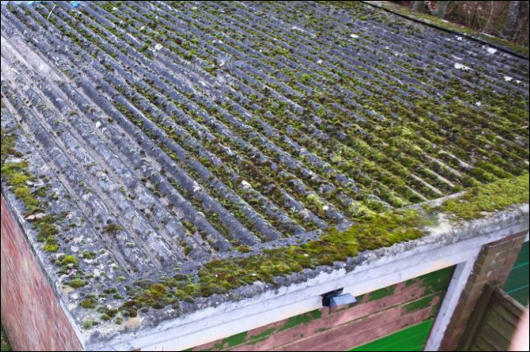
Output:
[
  {"xmin": 507, "ymin": 286, "xmax": 529, "ymax": 305},
  {"xmin": 511, "ymin": 241, "xmax": 528, "ymax": 268},
  {"xmin": 348, "ymin": 319, "xmax": 434, "ymax": 351},
  {"xmin": 504, "ymin": 265, "xmax": 529, "ymax": 291},
  {"xmin": 348, "ymin": 266, "xmax": 454, "ymax": 351},
  {"xmin": 417, "ymin": 266, "xmax": 455, "ymax": 294},
  {"xmin": 504, "ymin": 241, "xmax": 529, "ymax": 305}
]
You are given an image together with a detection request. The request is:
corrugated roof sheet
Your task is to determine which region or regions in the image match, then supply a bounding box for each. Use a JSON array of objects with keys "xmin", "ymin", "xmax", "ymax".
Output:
[{"xmin": 1, "ymin": 0, "xmax": 528, "ymax": 340}]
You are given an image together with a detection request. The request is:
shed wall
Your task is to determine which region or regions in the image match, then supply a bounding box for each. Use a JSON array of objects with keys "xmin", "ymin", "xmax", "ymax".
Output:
[
  {"xmin": 192, "ymin": 266, "xmax": 454, "ymax": 351},
  {"xmin": 503, "ymin": 240, "xmax": 529, "ymax": 305},
  {"xmin": 440, "ymin": 231, "xmax": 528, "ymax": 350},
  {"xmin": 0, "ymin": 196, "xmax": 83, "ymax": 351}
]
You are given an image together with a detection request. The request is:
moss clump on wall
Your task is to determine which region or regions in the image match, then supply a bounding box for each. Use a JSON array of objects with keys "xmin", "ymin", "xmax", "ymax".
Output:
[{"xmin": 0, "ymin": 325, "xmax": 11, "ymax": 352}]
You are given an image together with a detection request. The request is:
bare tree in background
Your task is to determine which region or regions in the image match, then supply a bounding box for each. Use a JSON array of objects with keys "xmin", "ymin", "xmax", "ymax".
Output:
[
  {"xmin": 411, "ymin": 1, "xmax": 451, "ymax": 18},
  {"xmin": 434, "ymin": 1, "xmax": 450, "ymax": 18},
  {"xmin": 482, "ymin": 1, "xmax": 501, "ymax": 33},
  {"xmin": 412, "ymin": 1, "xmax": 429, "ymax": 13},
  {"xmin": 504, "ymin": 1, "xmax": 521, "ymax": 40},
  {"xmin": 408, "ymin": 1, "xmax": 529, "ymax": 47}
]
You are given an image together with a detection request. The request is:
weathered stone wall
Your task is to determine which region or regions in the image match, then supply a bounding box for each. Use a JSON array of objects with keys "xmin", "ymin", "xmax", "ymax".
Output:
[
  {"xmin": 1, "ymin": 196, "xmax": 83, "ymax": 351},
  {"xmin": 193, "ymin": 266, "xmax": 454, "ymax": 351}
]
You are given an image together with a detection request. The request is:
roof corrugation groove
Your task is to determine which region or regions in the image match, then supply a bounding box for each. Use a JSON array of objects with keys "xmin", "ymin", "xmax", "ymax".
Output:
[{"xmin": 1, "ymin": 0, "xmax": 528, "ymax": 337}]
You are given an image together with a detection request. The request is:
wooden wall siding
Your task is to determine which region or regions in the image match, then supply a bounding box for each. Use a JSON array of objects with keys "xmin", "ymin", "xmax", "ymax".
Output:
[
  {"xmin": 0, "ymin": 196, "xmax": 83, "ymax": 351},
  {"xmin": 193, "ymin": 266, "xmax": 454, "ymax": 351},
  {"xmin": 460, "ymin": 285, "xmax": 525, "ymax": 351},
  {"xmin": 349, "ymin": 318, "xmax": 434, "ymax": 351},
  {"xmin": 503, "ymin": 241, "xmax": 529, "ymax": 305},
  {"xmin": 440, "ymin": 231, "xmax": 528, "ymax": 351}
]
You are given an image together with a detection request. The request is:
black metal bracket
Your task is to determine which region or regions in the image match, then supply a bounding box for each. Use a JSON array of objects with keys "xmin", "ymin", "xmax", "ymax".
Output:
[{"xmin": 321, "ymin": 288, "xmax": 344, "ymax": 307}]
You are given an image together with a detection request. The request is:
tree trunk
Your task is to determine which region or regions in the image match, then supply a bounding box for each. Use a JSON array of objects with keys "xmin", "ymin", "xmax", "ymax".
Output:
[
  {"xmin": 504, "ymin": 1, "xmax": 521, "ymax": 40},
  {"xmin": 412, "ymin": 1, "xmax": 428, "ymax": 14},
  {"xmin": 482, "ymin": 1, "xmax": 500, "ymax": 33},
  {"xmin": 434, "ymin": 1, "xmax": 450, "ymax": 18}
]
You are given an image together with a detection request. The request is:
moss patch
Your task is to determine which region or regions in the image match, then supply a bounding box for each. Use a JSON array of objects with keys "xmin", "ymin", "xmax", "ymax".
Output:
[
  {"xmin": 191, "ymin": 207, "xmax": 427, "ymax": 300},
  {"xmin": 80, "ymin": 295, "xmax": 98, "ymax": 309},
  {"xmin": 60, "ymin": 255, "xmax": 79, "ymax": 265},
  {"xmin": 437, "ymin": 173, "xmax": 529, "ymax": 220},
  {"xmin": 0, "ymin": 325, "xmax": 11, "ymax": 352},
  {"xmin": 114, "ymin": 174, "xmax": 528, "ymax": 316},
  {"xmin": 103, "ymin": 223, "xmax": 124, "ymax": 234}
]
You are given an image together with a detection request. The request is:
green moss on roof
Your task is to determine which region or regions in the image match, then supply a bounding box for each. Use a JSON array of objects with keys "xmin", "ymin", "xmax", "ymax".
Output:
[
  {"xmin": 80, "ymin": 295, "xmax": 98, "ymax": 309},
  {"xmin": 2, "ymin": 125, "xmax": 85, "ymax": 293},
  {"xmin": 437, "ymin": 173, "xmax": 529, "ymax": 220},
  {"xmin": 67, "ymin": 278, "xmax": 87, "ymax": 289},
  {"xmin": 106, "ymin": 173, "xmax": 529, "ymax": 319},
  {"xmin": 103, "ymin": 223, "xmax": 125, "ymax": 234},
  {"xmin": 1, "ymin": 0, "xmax": 528, "ymax": 330},
  {"xmin": 119, "ymin": 173, "xmax": 528, "ymax": 316}
]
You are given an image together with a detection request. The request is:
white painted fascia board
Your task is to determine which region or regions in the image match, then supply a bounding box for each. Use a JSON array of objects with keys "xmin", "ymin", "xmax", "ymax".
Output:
[{"xmin": 89, "ymin": 204, "xmax": 529, "ymax": 351}]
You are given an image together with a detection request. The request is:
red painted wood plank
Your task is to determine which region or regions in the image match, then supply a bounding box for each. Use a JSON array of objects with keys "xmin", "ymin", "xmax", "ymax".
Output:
[
  {"xmin": 225, "ymin": 279, "xmax": 440, "ymax": 351},
  {"xmin": 273, "ymin": 301, "xmax": 438, "ymax": 351}
]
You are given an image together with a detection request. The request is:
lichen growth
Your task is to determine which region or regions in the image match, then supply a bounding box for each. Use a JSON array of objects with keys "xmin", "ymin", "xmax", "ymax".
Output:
[{"xmin": 103, "ymin": 223, "xmax": 124, "ymax": 234}]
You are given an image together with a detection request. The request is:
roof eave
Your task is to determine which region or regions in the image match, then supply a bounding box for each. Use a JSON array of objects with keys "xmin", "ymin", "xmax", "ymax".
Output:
[{"xmin": 87, "ymin": 203, "xmax": 529, "ymax": 351}]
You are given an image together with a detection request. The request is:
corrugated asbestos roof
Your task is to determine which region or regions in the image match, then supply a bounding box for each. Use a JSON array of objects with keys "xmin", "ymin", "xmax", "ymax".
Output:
[{"xmin": 1, "ymin": 0, "xmax": 528, "ymax": 341}]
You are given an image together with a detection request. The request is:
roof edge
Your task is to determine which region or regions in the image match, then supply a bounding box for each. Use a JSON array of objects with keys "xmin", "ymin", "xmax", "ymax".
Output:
[
  {"xmin": 361, "ymin": 1, "xmax": 529, "ymax": 59},
  {"xmin": 100, "ymin": 174, "xmax": 529, "ymax": 323},
  {"xmin": 88, "ymin": 202, "xmax": 529, "ymax": 350}
]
